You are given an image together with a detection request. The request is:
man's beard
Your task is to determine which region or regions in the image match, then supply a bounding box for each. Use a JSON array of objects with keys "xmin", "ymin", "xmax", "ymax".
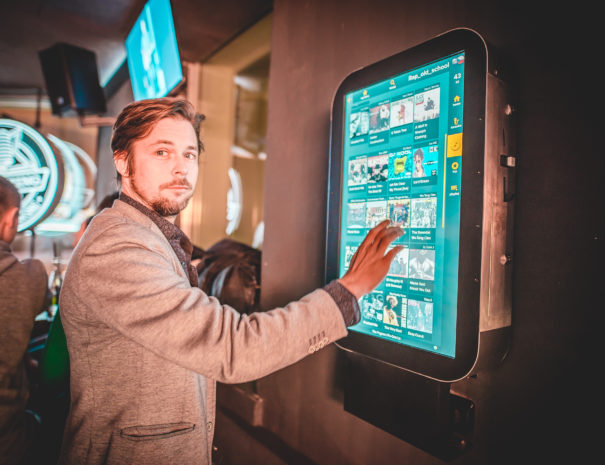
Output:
[{"xmin": 132, "ymin": 176, "xmax": 193, "ymax": 217}]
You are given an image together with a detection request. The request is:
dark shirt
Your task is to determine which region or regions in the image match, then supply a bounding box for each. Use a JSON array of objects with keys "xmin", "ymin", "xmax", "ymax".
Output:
[{"xmin": 118, "ymin": 193, "xmax": 359, "ymax": 326}]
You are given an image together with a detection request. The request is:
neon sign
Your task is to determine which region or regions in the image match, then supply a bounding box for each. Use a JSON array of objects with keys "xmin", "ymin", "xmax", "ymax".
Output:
[
  {"xmin": 0, "ymin": 119, "xmax": 62, "ymax": 231},
  {"xmin": 35, "ymin": 134, "xmax": 88, "ymax": 235}
]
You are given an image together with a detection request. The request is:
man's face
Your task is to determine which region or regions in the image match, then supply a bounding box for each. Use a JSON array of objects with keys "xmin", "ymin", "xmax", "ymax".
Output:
[{"xmin": 116, "ymin": 117, "xmax": 199, "ymax": 220}]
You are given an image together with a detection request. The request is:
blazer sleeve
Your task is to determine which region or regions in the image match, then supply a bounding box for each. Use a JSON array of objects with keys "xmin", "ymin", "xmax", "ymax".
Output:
[{"xmin": 64, "ymin": 222, "xmax": 348, "ymax": 384}]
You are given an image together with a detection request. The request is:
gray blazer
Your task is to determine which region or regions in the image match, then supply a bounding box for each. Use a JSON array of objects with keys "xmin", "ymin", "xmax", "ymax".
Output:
[{"xmin": 58, "ymin": 200, "xmax": 347, "ymax": 465}]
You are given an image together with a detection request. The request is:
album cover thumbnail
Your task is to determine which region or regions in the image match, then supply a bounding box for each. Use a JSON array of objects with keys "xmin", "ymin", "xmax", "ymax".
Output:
[
  {"xmin": 390, "ymin": 96, "xmax": 414, "ymax": 128},
  {"xmin": 387, "ymin": 246, "xmax": 409, "ymax": 278},
  {"xmin": 347, "ymin": 201, "xmax": 367, "ymax": 228},
  {"xmin": 414, "ymin": 87, "xmax": 440, "ymax": 122},
  {"xmin": 348, "ymin": 157, "xmax": 368, "ymax": 186},
  {"xmin": 411, "ymin": 145, "xmax": 439, "ymax": 178},
  {"xmin": 408, "ymin": 248, "xmax": 435, "ymax": 281},
  {"xmin": 350, "ymin": 109, "xmax": 369, "ymax": 138},
  {"xmin": 360, "ymin": 290, "xmax": 384, "ymax": 322},
  {"xmin": 406, "ymin": 299, "xmax": 434, "ymax": 333},
  {"xmin": 411, "ymin": 196, "xmax": 437, "ymax": 228},
  {"xmin": 369, "ymin": 103, "xmax": 391, "ymax": 133},
  {"xmin": 366, "ymin": 199, "xmax": 387, "ymax": 228},
  {"xmin": 367, "ymin": 154, "xmax": 389, "ymax": 183},
  {"xmin": 382, "ymin": 292, "xmax": 406, "ymax": 327},
  {"xmin": 388, "ymin": 198, "xmax": 410, "ymax": 228},
  {"xmin": 344, "ymin": 245, "xmax": 358, "ymax": 270}
]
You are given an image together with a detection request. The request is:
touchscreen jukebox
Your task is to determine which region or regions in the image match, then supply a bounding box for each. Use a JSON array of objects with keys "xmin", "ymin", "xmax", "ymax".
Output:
[{"xmin": 326, "ymin": 28, "xmax": 515, "ymax": 382}]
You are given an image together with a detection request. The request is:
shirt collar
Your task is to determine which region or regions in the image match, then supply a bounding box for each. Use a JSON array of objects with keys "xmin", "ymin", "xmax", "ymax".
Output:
[{"xmin": 119, "ymin": 192, "xmax": 185, "ymax": 242}]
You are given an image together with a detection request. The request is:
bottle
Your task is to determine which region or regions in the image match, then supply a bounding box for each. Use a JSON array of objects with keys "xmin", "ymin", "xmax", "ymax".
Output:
[{"xmin": 47, "ymin": 242, "xmax": 63, "ymax": 319}]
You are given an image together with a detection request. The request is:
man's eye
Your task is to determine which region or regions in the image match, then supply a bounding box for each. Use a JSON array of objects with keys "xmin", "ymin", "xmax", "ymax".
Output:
[
  {"xmin": 156, "ymin": 150, "xmax": 168, "ymax": 156},
  {"xmin": 185, "ymin": 152, "xmax": 197, "ymax": 160}
]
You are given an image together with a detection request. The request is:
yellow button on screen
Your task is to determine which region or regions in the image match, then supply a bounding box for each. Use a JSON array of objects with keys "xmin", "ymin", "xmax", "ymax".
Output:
[{"xmin": 447, "ymin": 133, "xmax": 463, "ymax": 157}]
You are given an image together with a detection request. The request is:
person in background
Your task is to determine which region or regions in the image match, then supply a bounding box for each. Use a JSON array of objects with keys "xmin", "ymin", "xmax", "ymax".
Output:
[
  {"xmin": 58, "ymin": 98, "xmax": 403, "ymax": 465},
  {"xmin": 0, "ymin": 176, "xmax": 49, "ymax": 465}
]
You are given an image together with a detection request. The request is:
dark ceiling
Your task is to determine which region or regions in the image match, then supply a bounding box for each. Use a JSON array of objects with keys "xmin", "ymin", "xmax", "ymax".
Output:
[{"xmin": 0, "ymin": 0, "xmax": 273, "ymax": 94}]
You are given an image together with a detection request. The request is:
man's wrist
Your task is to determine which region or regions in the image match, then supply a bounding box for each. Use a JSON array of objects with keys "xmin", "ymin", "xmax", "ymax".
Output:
[
  {"xmin": 323, "ymin": 280, "xmax": 360, "ymax": 327},
  {"xmin": 337, "ymin": 276, "xmax": 363, "ymax": 300}
]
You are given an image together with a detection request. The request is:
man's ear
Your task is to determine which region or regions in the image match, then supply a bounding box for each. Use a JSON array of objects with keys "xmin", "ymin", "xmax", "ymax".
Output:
[
  {"xmin": 0, "ymin": 206, "xmax": 19, "ymax": 243},
  {"xmin": 8, "ymin": 206, "xmax": 18, "ymax": 229},
  {"xmin": 114, "ymin": 151, "xmax": 129, "ymax": 178}
]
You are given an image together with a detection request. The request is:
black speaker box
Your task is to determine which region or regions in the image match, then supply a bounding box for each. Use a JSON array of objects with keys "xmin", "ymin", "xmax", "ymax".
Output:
[{"xmin": 39, "ymin": 42, "xmax": 107, "ymax": 116}]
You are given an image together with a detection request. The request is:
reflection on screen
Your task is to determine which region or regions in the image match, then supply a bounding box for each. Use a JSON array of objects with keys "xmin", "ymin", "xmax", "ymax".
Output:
[
  {"xmin": 341, "ymin": 52, "xmax": 465, "ymax": 358},
  {"xmin": 126, "ymin": 0, "xmax": 183, "ymax": 101}
]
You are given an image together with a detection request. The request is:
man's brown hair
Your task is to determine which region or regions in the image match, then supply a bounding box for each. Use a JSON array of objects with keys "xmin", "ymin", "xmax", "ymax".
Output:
[{"xmin": 111, "ymin": 98, "xmax": 205, "ymax": 185}]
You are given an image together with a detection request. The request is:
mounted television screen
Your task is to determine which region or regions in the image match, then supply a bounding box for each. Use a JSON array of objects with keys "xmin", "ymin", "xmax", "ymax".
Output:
[
  {"xmin": 125, "ymin": 0, "xmax": 183, "ymax": 101},
  {"xmin": 326, "ymin": 29, "xmax": 488, "ymax": 381}
]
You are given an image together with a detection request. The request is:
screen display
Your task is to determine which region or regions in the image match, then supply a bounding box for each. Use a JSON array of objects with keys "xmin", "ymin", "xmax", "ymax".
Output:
[
  {"xmin": 125, "ymin": 0, "xmax": 183, "ymax": 101},
  {"xmin": 340, "ymin": 52, "xmax": 465, "ymax": 358}
]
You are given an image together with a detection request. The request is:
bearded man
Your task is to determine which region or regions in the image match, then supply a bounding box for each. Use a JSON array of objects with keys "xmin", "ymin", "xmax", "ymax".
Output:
[{"xmin": 58, "ymin": 98, "xmax": 402, "ymax": 465}]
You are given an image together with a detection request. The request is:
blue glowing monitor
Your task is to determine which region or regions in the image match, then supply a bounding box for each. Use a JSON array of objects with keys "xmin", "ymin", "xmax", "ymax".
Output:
[
  {"xmin": 340, "ymin": 51, "xmax": 465, "ymax": 358},
  {"xmin": 125, "ymin": 0, "xmax": 183, "ymax": 101}
]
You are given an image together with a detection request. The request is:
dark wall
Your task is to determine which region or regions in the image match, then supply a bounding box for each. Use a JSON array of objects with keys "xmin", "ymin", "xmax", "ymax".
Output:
[{"xmin": 215, "ymin": 1, "xmax": 600, "ymax": 464}]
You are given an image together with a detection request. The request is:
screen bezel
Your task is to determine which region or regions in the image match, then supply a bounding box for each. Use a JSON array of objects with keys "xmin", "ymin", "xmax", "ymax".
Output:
[
  {"xmin": 326, "ymin": 28, "xmax": 487, "ymax": 382},
  {"xmin": 125, "ymin": 0, "xmax": 185, "ymax": 101}
]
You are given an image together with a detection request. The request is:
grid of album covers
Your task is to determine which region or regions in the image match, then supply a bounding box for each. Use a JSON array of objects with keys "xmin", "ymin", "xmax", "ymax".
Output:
[
  {"xmin": 339, "ymin": 52, "xmax": 465, "ymax": 356},
  {"xmin": 342, "ymin": 158, "xmax": 438, "ymax": 340}
]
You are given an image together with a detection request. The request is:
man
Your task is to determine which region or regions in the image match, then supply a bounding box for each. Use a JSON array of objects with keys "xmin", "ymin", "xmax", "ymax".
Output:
[
  {"xmin": 0, "ymin": 176, "xmax": 49, "ymax": 465},
  {"xmin": 412, "ymin": 147, "xmax": 426, "ymax": 178},
  {"xmin": 382, "ymin": 295, "xmax": 399, "ymax": 326},
  {"xmin": 58, "ymin": 98, "xmax": 403, "ymax": 465},
  {"xmin": 409, "ymin": 249, "xmax": 435, "ymax": 280}
]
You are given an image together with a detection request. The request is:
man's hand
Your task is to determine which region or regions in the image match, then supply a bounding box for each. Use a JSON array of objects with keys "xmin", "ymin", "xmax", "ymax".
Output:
[{"xmin": 338, "ymin": 220, "xmax": 404, "ymax": 299}]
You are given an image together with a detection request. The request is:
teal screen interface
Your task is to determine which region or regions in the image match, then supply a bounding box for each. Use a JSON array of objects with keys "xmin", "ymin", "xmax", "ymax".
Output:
[
  {"xmin": 340, "ymin": 52, "xmax": 465, "ymax": 358},
  {"xmin": 126, "ymin": 0, "xmax": 183, "ymax": 101}
]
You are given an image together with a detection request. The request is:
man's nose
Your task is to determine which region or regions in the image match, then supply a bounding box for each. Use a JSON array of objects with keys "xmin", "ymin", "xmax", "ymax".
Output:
[{"xmin": 172, "ymin": 155, "xmax": 188, "ymax": 175}]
